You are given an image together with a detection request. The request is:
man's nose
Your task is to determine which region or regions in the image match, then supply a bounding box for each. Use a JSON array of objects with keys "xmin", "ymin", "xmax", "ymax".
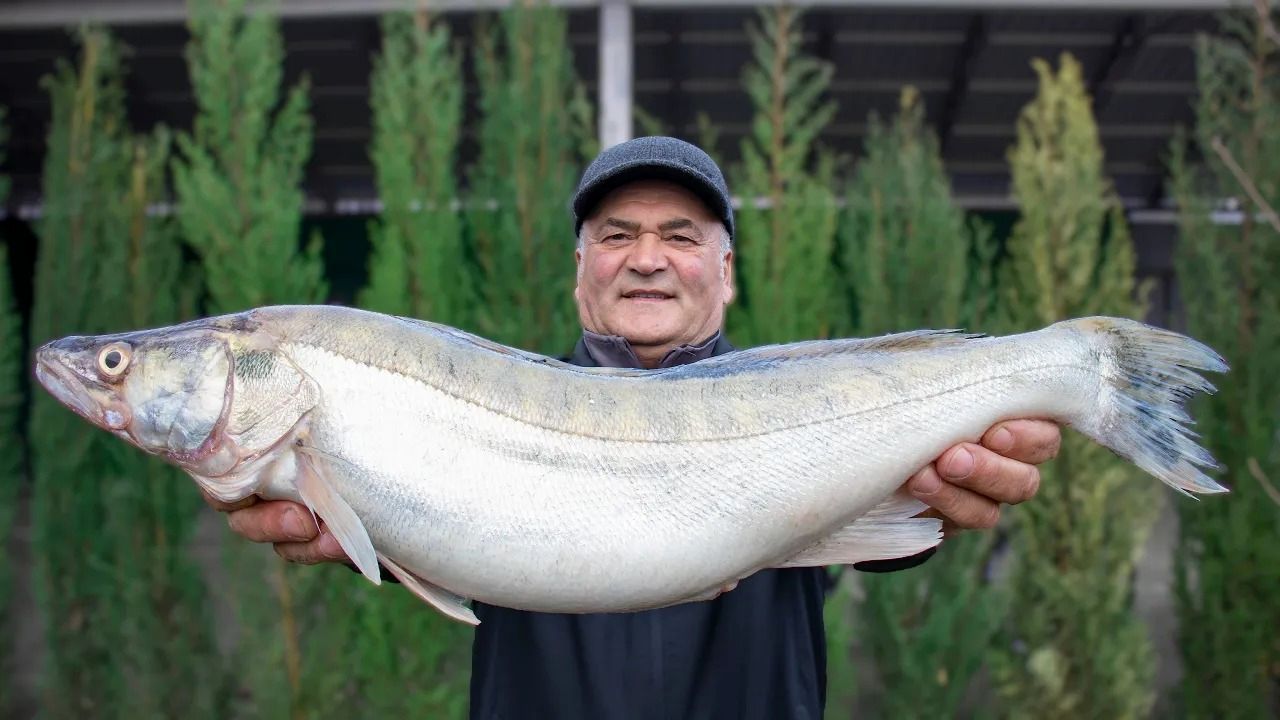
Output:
[{"xmin": 627, "ymin": 233, "xmax": 668, "ymax": 274}]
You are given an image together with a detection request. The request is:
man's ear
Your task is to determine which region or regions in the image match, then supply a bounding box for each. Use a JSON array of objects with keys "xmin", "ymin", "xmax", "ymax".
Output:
[
  {"xmin": 573, "ymin": 248, "xmax": 583, "ymax": 301},
  {"xmin": 721, "ymin": 249, "xmax": 735, "ymax": 305}
]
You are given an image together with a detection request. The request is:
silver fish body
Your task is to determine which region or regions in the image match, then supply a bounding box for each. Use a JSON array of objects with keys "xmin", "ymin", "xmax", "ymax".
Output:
[{"xmin": 33, "ymin": 305, "xmax": 1229, "ymax": 623}]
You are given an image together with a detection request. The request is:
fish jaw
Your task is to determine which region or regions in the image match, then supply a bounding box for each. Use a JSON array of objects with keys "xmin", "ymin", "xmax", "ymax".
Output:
[{"xmin": 34, "ymin": 340, "xmax": 138, "ymax": 440}]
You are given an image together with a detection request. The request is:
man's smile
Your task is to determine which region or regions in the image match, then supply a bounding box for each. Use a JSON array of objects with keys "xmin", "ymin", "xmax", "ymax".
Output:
[{"xmin": 622, "ymin": 289, "xmax": 674, "ymax": 301}]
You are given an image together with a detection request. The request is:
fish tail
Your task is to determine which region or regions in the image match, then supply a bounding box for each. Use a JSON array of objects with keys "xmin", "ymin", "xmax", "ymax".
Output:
[{"xmin": 1055, "ymin": 316, "xmax": 1230, "ymax": 497}]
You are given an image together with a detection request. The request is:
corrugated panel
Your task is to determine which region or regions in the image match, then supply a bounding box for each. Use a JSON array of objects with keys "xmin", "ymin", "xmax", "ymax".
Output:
[{"xmin": 0, "ymin": 5, "xmax": 1228, "ymax": 211}]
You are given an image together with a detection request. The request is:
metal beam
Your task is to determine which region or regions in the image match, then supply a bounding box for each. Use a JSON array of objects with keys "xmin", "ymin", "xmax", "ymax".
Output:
[
  {"xmin": 0, "ymin": 0, "xmax": 599, "ymax": 29},
  {"xmin": 938, "ymin": 13, "xmax": 987, "ymax": 157},
  {"xmin": 599, "ymin": 0, "xmax": 633, "ymax": 148},
  {"xmin": 1089, "ymin": 15, "xmax": 1147, "ymax": 116},
  {"xmin": 631, "ymin": 0, "xmax": 1235, "ymax": 6},
  {"xmin": 0, "ymin": 0, "xmax": 1240, "ymax": 30}
]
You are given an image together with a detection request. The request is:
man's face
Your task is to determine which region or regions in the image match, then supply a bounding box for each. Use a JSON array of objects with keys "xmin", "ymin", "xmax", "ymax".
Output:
[{"xmin": 574, "ymin": 179, "xmax": 734, "ymax": 358}]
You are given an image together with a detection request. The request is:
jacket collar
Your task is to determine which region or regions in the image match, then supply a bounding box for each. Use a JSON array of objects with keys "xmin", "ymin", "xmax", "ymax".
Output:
[{"xmin": 569, "ymin": 329, "xmax": 734, "ymax": 369}]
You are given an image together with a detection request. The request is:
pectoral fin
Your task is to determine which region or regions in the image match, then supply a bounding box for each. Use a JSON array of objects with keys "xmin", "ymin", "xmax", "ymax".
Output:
[
  {"xmin": 378, "ymin": 554, "xmax": 480, "ymax": 626},
  {"xmin": 295, "ymin": 447, "xmax": 381, "ymax": 585},
  {"xmin": 776, "ymin": 492, "xmax": 943, "ymax": 568}
]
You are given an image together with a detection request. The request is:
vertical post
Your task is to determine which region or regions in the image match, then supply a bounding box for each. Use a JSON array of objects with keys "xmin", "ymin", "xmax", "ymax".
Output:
[{"xmin": 599, "ymin": 0, "xmax": 633, "ymax": 149}]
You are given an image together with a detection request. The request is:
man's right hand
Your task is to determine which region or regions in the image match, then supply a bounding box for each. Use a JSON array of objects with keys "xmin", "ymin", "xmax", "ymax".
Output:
[{"xmin": 202, "ymin": 491, "xmax": 351, "ymax": 565}]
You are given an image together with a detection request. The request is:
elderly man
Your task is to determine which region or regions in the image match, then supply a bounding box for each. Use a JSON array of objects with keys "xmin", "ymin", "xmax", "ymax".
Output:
[{"xmin": 213, "ymin": 136, "xmax": 1060, "ymax": 719}]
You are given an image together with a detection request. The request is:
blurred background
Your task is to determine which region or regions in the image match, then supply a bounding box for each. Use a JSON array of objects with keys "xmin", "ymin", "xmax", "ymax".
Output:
[{"xmin": 0, "ymin": 0, "xmax": 1275, "ymax": 718}]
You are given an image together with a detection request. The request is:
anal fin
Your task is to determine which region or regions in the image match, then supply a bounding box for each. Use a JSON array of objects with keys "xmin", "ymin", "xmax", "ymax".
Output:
[
  {"xmin": 295, "ymin": 447, "xmax": 381, "ymax": 585},
  {"xmin": 776, "ymin": 492, "xmax": 943, "ymax": 568},
  {"xmin": 378, "ymin": 554, "xmax": 480, "ymax": 626}
]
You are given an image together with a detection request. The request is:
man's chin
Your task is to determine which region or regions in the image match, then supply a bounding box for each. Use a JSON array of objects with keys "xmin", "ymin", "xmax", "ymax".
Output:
[{"xmin": 613, "ymin": 325, "xmax": 681, "ymax": 349}]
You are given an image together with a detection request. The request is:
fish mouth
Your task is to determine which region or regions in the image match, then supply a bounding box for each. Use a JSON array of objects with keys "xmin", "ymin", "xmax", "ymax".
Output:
[
  {"xmin": 35, "ymin": 351, "xmax": 138, "ymax": 441},
  {"xmin": 34, "ymin": 355, "xmax": 103, "ymax": 423}
]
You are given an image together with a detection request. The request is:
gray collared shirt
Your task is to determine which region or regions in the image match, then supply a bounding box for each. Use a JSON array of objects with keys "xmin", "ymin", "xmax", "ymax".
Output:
[{"xmin": 579, "ymin": 328, "xmax": 722, "ymax": 369}]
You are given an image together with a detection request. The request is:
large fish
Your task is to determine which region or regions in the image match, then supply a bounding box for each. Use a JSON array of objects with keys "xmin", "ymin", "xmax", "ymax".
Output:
[{"xmin": 33, "ymin": 305, "xmax": 1228, "ymax": 624}]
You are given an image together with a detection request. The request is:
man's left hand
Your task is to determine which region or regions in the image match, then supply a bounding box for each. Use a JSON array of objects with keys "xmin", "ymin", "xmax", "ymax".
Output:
[{"xmin": 908, "ymin": 419, "xmax": 1061, "ymax": 534}]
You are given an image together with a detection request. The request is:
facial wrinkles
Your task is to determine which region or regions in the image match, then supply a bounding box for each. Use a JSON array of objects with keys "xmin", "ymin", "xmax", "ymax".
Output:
[{"xmin": 577, "ymin": 204, "xmax": 730, "ymax": 359}]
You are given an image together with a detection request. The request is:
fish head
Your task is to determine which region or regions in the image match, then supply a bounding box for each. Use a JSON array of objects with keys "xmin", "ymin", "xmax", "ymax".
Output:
[
  {"xmin": 35, "ymin": 322, "xmax": 234, "ymax": 465},
  {"xmin": 34, "ymin": 312, "xmax": 318, "ymax": 486}
]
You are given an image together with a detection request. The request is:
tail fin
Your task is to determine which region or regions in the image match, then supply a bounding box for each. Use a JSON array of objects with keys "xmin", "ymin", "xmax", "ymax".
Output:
[{"xmin": 1055, "ymin": 317, "xmax": 1230, "ymax": 497}]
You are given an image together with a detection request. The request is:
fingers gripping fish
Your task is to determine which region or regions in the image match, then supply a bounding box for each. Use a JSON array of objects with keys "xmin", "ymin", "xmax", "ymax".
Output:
[{"xmin": 32, "ymin": 305, "xmax": 1229, "ymax": 625}]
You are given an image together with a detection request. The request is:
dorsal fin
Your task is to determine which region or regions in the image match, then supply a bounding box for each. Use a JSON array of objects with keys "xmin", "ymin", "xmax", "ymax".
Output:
[
  {"xmin": 393, "ymin": 315, "xmax": 656, "ymax": 378},
  {"xmin": 713, "ymin": 329, "xmax": 986, "ymax": 365},
  {"xmin": 853, "ymin": 328, "xmax": 987, "ymax": 352}
]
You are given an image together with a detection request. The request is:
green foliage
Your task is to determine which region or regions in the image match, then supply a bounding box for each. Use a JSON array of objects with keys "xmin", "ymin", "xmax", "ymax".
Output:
[
  {"xmin": 28, "ymin": 29, "xmax": 136, "ymax": 716},
  {"xmin": 842, "ymin": 87, "xmax": 1004, "ymax": 718},
  {"xmin": 171, "ymin": 0, "xmax": 326, "ymax": 313},
  {"xmin": 997, "ymin": 57, "xmax": 1144, "ymax": 325},
  {"xmin": 0, "ymin": 106, "xmax": 20, "ymax": 719},
  {"xmin": 466, "ymin": 2, "xmax": 595, "ymax": 354},
  {"xmin": 98, "ymin": 124, "xmax": 226, "ymax": 720},
  {"xmin": 1168, "ymin": 5, "xmax": 1280, "ymax": 716},
  {"xmin": 726, "ymin": 5, "xmax": 841, "ymax": 347},
  {"xmin": 27, "ymin": 27, "xmax": 220, "ymax": 718},
  {"xmin": 171, "ymin": 2, "xmax": 336, "ymax": 717},
  {"xmin": 840, "ymin": 88, "xmax": 999, "ymax": 337},
  {"xmin": 988, "ymin": 54, "xmax": 1158, "ymax": 720},
  {"xmin": 346, "ymin": 10, "xmax": 472, "ymax": 718},
  {"xmin": 720, "ymin": 8, "xmax": 852, "ymax": 714},
  {"xmin": 360, "ymin": 10, "xmax": 470, "ymax": 327}
]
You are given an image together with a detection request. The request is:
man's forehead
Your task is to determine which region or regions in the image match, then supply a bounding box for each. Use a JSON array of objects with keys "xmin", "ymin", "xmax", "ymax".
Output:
[
  {"xmin": 591, "ymin": 178, "xmax": 716, "ymax": 213},
  {"xmin": 587, "ymin": 179, "xmax": 717, "ymax": 225}
]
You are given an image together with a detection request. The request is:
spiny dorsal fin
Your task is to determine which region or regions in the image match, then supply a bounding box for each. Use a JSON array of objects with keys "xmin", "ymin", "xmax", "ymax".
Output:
[
  {"xmin": 734, "ymin": 329, "xmax": 986, "ymax": 363},
  {"xmin": 853, "ymin": 328, "xmax": 987, "ymax": 352}
]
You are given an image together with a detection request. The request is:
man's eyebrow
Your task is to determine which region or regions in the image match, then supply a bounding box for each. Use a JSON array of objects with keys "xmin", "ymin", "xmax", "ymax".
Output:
[
  {"xmin": 658, "ymin": 218, "xmax": 697, "ymax": 233},
  {"xmin": 600, "ymin": 217, "xmax": 640, "ymax": 233}
]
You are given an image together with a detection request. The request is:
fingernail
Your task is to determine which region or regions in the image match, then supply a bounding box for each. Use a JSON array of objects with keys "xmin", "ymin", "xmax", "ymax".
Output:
[
  {"xmin": 284, "ymin": 510, "xmax": 313, "ymax": 541},
  {"xmin": 943, "ymin": 448, "xmax": 975, "ymax": 479},
  {"xmin": 989, "ymin": 427, "xmax": 1014, "ymax": 453},
  {"xmin": 318, "ymin": 532, "xmax": 345, "ymax": 559},
  {"xmin": 912, "ymin": 470, "xmax": 942, "ymax": 495}
]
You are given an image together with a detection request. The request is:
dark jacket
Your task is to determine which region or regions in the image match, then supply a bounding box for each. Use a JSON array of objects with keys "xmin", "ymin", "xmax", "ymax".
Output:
[{"xmin": 467, "ymin": 331, "xmax": 933, "ymax": 720}]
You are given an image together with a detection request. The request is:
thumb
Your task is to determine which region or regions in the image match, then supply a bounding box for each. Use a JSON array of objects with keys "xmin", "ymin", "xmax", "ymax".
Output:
[{"xmin": 200, "ymin": 487, "xmax": 258, "ymax": 513}]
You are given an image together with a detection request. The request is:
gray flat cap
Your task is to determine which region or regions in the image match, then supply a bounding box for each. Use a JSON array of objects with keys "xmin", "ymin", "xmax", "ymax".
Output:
[{"xmin": 571, "ymin": 136, "xmax": 734, "ymax": 240}]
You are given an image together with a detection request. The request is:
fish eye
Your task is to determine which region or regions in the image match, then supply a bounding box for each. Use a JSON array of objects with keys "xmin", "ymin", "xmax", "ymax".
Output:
[{"xmin": 97, "ymin": 343, "xmax": 132, "ymax": 377}]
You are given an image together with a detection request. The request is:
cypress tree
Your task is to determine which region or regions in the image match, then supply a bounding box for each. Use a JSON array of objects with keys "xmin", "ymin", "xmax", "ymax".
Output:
[
  {"xmin": 719, "ymin": 6, "xmax": 852, "ymax": 711},
  {"xmin": 843, "ymin": 88, "xmax": 1003, "ymax": 717},
  {"xmin": 26, "ymin": 28, "xmax": 221, "ymax": 719},
  {"xmin": 360, "ymin": 10, "xmax": 470, "ymax": 326},
  {"xmin": 1167, "ymin": 4, "xmax": 1280, "ymax": 716},
  {"xmin": 0, "ymin": 106, "xmax": 20, "ymax": 719},
  {"xmin": 840, "ymin": 88, "xmax": 999, "ymax": 337},
  {"xmin": 988, "ymin": 54, "xmax": 1158, "ymax": 719},
  {"xmin": 170, "ymin": 1, "xmax": 329, "ymax": 716},
  {"xmin": 725, "ymin": 5, "xmax": 841, "ymax": 348},
  {"xmin": 466, "ymin": 1, "xmax": 595, "ymax": 355},
  {"xmin": 98, "ymin": 126, "xmax": 225, "ymax": 720},
  {"xmin": 346, "ymin": 10, "xmax": 471, "ymax": 717},
  {"xmin": 171, "ymin": 0, "xmax": 326, "ymax": 313},
  {"xmin": 27, "ymin": 29, "xmax": 135, "ymax": 716}
]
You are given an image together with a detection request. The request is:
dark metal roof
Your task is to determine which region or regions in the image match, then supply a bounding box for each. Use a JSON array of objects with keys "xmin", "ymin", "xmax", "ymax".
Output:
[{"xmin": 0, "ymin": 2, "xmax": 1228, "ymax": 216}]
